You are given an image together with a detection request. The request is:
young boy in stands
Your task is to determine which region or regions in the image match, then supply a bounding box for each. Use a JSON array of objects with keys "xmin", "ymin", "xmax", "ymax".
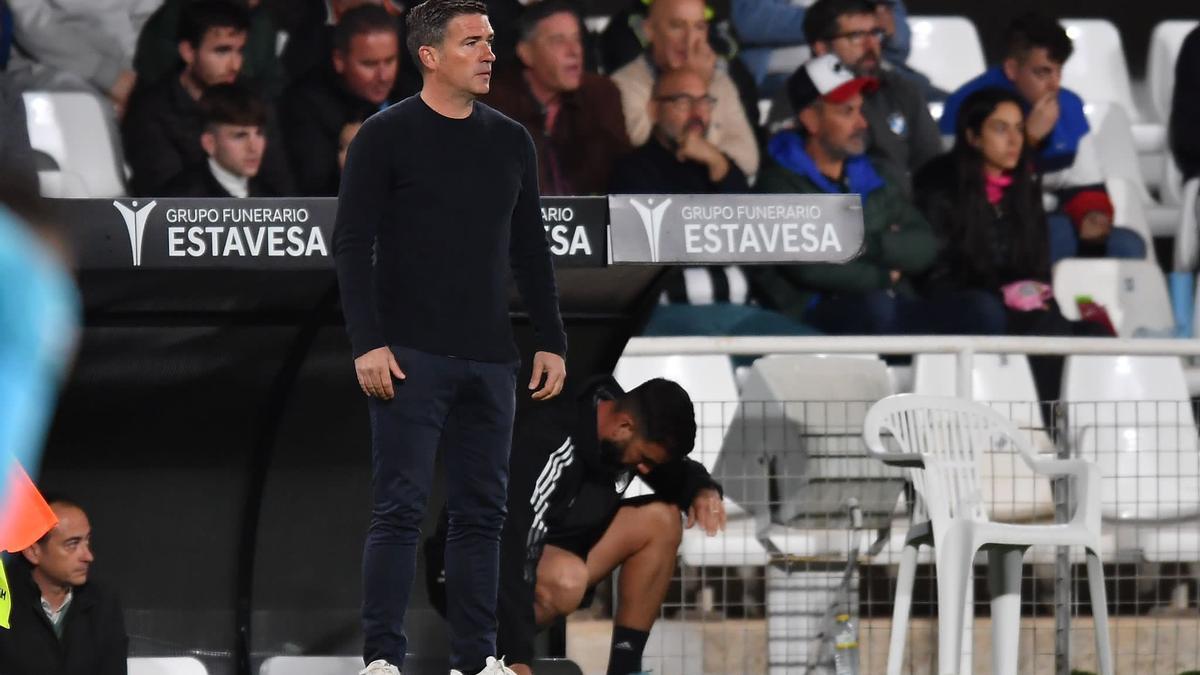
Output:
[{"xmin": 163, "ymin": 83, "xmax": 274, "ymax": 198}]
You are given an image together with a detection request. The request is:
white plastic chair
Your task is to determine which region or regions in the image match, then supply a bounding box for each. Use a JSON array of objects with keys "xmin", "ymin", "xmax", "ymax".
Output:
[
  {"xmin": 127, "ymin": 657, "xmax": 209, "ymax": 675},
  {"xmin": 1148, "ymin": 20, "xmax": 1199, "ymax": 124},
  {"xmin": 22, "ymin": 91, "xmax": 126, "ymax": 198},
  {"xmin": 863, "ymin": 394, "xmax": 1113, "ymax": 675},
  {"xmin": 1052, "ymin": 258, "xmax": 1176, "ymax": 337},
  {"xmin": 906, "ymin": 16, "xmax": 986, "ymax": 94},
  {"xmin": 259, "ymin": 656, "xmax": 362, "ymax": 675},
  {"xmin": 912, "ymin": 353, "xmax": 1056, "ymax": 522}
]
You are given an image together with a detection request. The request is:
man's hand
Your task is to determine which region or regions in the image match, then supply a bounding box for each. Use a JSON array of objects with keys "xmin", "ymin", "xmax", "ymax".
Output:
[
  {"xmin": 684, "ymin": 35, "xmax": 718, "ymax": 84},
  {"xmin": 676, "ymin": 129, "xmax": 730, "ymax": 182},
  {"xmin": 686, "ymin": 488, "xmax": 726, "ymax": 536},
  {"xmin": 1079, "ymin": 211, "xmax": 1114, "ymax": 243},
  {"xmin": 354, "ymin": 346, "xmax": 405, "ymax": 400},
  {"xmin": 529, "ymin": 351, "xmax": 566, "ymax": 401},
  {"xmin": 1025, "ymin": 92, "xmax": 1060, "ymax": 146},
  {"xmin": 510, "ymin": 665, "xmax": 533, "ymax": 675},
  {"xmin": 109, "ymin": 70, "xmax": 137, "ymax": 119}
]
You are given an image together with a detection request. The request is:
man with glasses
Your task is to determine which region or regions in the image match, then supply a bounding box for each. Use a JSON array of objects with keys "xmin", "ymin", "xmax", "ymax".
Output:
[
  {"xmin": 611, "ymin": 67, "xmax": 747, "ymax": 194},
  {"xmin": 611, "ymin": 0, "xmax": 759, "ymax": 177},
  {"xmin": 765, "ymin": 0, "xmax": 941, "ymax": 196}
]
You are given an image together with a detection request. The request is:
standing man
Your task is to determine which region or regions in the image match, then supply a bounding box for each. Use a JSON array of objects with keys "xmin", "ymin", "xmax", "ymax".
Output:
[{"xmin": 332, "ymin": 1, "xmax": 567, "ymax": 674}]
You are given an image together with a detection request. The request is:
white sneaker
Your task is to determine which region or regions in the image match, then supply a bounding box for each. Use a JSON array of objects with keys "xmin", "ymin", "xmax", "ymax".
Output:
[
  {"xmin": 360, "ymin": 659, "xmax": 401, "ymax": 675},
  {"xmin": 449, "ymin": 656, "xmax": 517, "ymax": 675}
]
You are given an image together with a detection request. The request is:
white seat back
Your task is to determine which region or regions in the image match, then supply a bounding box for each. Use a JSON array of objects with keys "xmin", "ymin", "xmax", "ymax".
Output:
[
  {"xmin": 912, "ymin": 354, "xmax": 1054, "ymax": 521},
  {"xmin": 863, "ymin": 395, "xmax": 1043, "ymax": 545},
  {"xmin": 906, "ymin": 16, "xmax": 986, "ymax": 94},
  {"xmin": 1086, "ymin": 102, "xmax": 1153, "ymax": 200},
  {"xmin": 1052, "ymin": 258, "xmax": 1175, "ymax": 337},
  {"xmin": 1063, "ymin": 355, "xmax": 1200, "ymax": 521},
  {"xmin": 260, "ymin": 657, "xmax": 363, "ymax": 675},
  {"xmin": 1060, "ymin": 19, "xmax": 1139, "ymax": 121},
  {"xmin": 22, "ymin": 91, "xmax": 126, "ymax": 198},
  {"xmin": 128, "ymin": 657, "xmax": 209, "ymax": 675},
  {"xmin": 1148, "ymin": 20, "xmax": 1199, "ymax": 124}
]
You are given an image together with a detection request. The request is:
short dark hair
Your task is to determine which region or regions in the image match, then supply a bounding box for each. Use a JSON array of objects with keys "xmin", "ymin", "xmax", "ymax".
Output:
[
  {"xmin": 199, "ymin": 83, "xmax": 268, "ymax": 129},
  {"xmin": 178, "ymin": 0, "xmax": 251, "ymax": 48},
  {"xmin": 516, "ymin": 0, "xmax": 582, "ymax": 44},
  {"xmin": 1004, "ymin": 12, "xmax": 1073, "ymax": 64},
  {"xmin": 802, "ymin": 0, "xmax": 877, "ymax": 45},
  {"xmin": 405, "ymin": 0, "xmax": 488, "ymax": 70},
  {"xmin": 334, "ymin": 4, "xmax": 399, "ymax": 54},
  {"xmin": 34, "ymin": 492, "xmax": 85, "ymax": 546},
  {"xmin": 617, "ymin": 378, "xmax": 697, "ymax": 460}
]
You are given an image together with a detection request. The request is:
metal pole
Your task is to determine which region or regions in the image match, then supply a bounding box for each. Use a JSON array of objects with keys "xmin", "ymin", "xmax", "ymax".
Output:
[
  {"xmin": 956, "ymin": 346, "xmax": 975, "ymax": 400},
  {"xmin": 1054, "ymin": 402, "xmax": 1073, "ymax": 675}
]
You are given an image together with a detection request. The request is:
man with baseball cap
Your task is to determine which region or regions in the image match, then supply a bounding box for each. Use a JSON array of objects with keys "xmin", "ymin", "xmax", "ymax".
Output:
[
  {"xmin": 763, "ymin": 0, "xmax": 942, "ymax": 195},
  {"xmin": 747, "ymin": 54, "xmax": 1006, "ymax": 336}
]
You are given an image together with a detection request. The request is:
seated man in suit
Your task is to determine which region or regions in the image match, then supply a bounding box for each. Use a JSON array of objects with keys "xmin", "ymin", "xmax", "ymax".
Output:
[{"xmin": 164, "ymin": 82, "xmax": 274, "ymax": 197}]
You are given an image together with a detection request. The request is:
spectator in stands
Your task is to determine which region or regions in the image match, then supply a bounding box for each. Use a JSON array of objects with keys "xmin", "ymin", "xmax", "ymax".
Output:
[
  {"xmin": 278, "ymin": 0, "xmax": 416, "ymax": 93},
  {"xmin": 280, "ymin": 4, "xmax": 402, "ymax": 196},
  {"xmin": 1170, "ymin": 24, "xmax": 1200, "ymax": 181},
  {"xmin": 764, "ymin": 0, "xmax": 940, "ymax": 196},
  {"xmin": 163, "ymin": 83, "xmax": 275, "ymax": 197},
  {"xmin": 484, "ymin": 0, "xmax": 630, "ymax": 196},
  {"xmin": 122, "ymin": 0, "xmax": 294, "ymax": 196},
  {"xmin": 612, "ymin": 68, "xmax": 745, "ymax": 194},
  {"xmin": 4, "ymin": 0, "xmax": 155, "ymax": 118},
  {"xmin": 916, "ymin": 87, "xmax": 1109, "ymax": 398},
  {"xmin": 733, "ymin": 0, "xmax": 918, "ymax": 96},
  {"xmin": 748, "ymin": 55, "xmax": 1005, "ymax": 336},
  {"xmin": 612, "ymin": 67, "xmax": 816, "ymax": 339},
  {"xmin": 940, "ymin": 12, "xmax": 1145, "ymax": 263},
  {"xmin": 0, "ymin": 495, "xmax": 127, "ymax": 675},
  {"xmin": 610, "ymin": 0, "xmax": 759, "ymax": 177},
  {"xmin": 135, "ymin": 0, "xmax": 285, "ymax": 98}
]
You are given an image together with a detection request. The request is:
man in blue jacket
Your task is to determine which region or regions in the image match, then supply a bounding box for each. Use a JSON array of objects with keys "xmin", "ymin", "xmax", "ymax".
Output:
[{"xmin": 940, "ymin": 12, "xmax": 1144, "ymax": 262}]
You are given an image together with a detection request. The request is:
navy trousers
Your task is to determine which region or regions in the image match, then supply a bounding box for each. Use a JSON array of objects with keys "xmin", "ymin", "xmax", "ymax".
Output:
[{"xmin": 361, "ymin": 344, "xmax": 516, "ymax": 673}]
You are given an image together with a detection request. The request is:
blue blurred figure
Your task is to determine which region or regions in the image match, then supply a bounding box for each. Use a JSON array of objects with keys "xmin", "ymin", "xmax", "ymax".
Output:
[{"xmin": 0, "ymin": 187, "xmax": 79, "ymax": 510}]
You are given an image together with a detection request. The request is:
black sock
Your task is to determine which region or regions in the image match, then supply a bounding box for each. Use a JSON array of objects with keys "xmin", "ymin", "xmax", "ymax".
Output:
[{"xmin": 606, "ymin": 625, "xmax": 650, "ymax": 675}]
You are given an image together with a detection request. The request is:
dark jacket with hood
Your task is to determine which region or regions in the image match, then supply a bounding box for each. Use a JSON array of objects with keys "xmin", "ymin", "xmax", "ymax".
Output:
[{"xmin": 748, "ymin": 131, "xmax": 938, "ymax": 320}]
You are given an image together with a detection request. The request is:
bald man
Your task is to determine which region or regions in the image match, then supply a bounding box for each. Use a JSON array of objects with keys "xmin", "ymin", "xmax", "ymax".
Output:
[{"xmin": 610, "ymin": 0, "xmax": 760, "ymax": 176}]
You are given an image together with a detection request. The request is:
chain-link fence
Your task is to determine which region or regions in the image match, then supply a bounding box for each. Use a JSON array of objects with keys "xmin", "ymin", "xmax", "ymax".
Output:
[{"xmin": 568, "ymin": 395, "xmax": 1200, "ymax": 675}]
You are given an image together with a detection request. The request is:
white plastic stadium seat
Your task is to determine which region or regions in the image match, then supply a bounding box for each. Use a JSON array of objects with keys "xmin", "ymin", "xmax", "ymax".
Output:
[
  {"xmin": 259, "ymin": 656, "xmax": 363, "ymax": 675},
  {"xmin": 1061, "ymin": 19, "xmax": 1163, "ymax": 153},
  {"xmin": 1086, "ymin": 101, "xmax": 1177, "ymax": 238},
  {"xmin": 1063, "ymin": 355, "xmax": 1200, "ymax": 540},
  {"xmin": 22, "ymin": 91, "xmax": 126, "ymax": 198},
  {"xmin": 906, "ymin": 16, "xmax": 986, "ymax": 94},
  {"xmin": 1060, "ymin": 19, "xmax": 1137, "ymax": 119},
  {"xmin": 1148, "ymin": 20, "xmax": 1199, "ymax": 124},
  {"xmin": 1052, "ymin": 258, "xmax": 1175, "ymax": 337},
  {"xmin": 128, "ymin": 657, "xmax": 209, "ymax": 675}
]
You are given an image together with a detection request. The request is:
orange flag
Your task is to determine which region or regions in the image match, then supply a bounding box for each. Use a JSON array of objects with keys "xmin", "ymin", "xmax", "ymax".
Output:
[{"xmin": 0, "ymin": 462, "xmax": 58, "ymax": 553}]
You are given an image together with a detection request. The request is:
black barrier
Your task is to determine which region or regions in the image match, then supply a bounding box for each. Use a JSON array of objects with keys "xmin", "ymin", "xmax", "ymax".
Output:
[{"xmin": 41, "ymin": 197, "xmax": 658, "ymax": 675}]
